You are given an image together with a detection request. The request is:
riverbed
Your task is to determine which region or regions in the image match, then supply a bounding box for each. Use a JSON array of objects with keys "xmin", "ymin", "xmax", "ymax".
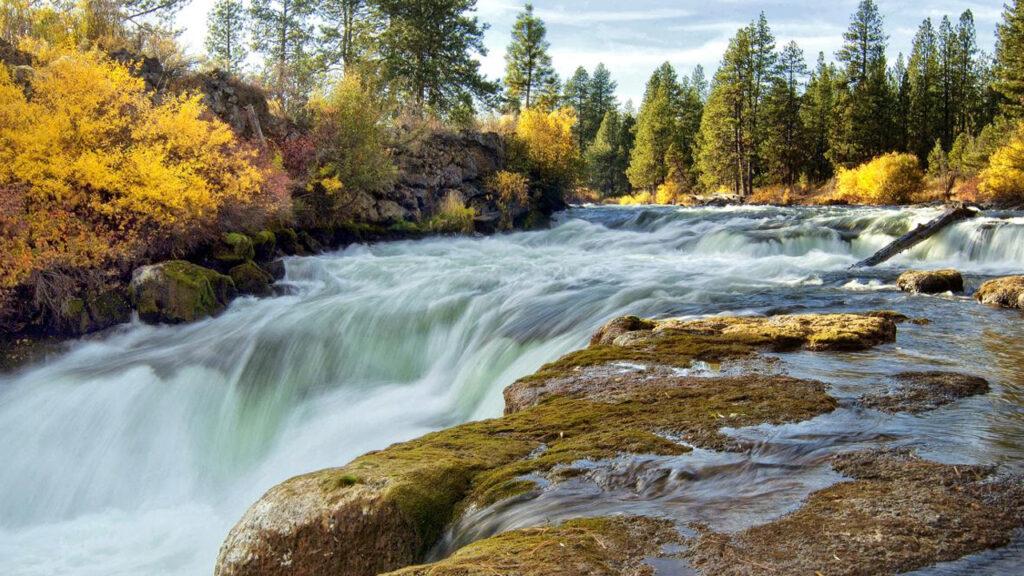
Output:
[{"xmin": 2, "ymin": 205, "xmax": 1023, "ymax": 575}]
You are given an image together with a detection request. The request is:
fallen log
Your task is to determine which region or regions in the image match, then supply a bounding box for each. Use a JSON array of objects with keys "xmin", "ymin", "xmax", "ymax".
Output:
[{"xmin": 852, "ymin": 205, "xmax": 978, "ymax": 268}]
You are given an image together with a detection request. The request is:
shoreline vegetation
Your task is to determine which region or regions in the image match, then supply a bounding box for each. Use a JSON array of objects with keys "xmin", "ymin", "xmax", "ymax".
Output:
[{"xmin": 2, "ymin": 0, "xmax": 1024, "ymax": 346}]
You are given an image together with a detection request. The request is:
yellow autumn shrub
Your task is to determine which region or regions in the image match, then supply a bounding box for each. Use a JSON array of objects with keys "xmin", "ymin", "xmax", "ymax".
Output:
[
  {"xmin": 487, "ymin": 170, "xmax": 529, "ymax": 230},
  {"xmin": 0, "ymin": 48, "xmax": 279, "ymax": 288},
  {"xmin": 979, "ymin": 122, "xmax": 1024, "ymax": 204},
  {"xmin": 835, "ymin": 152, "xmax": 923, "ymax": 205},
  {"xmin": 514, "ymin": 107, "xmax": 580, "ymax": 195}
]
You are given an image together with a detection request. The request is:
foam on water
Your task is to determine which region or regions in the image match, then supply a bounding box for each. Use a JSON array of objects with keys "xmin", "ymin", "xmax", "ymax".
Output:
[{"xmin": 2, "ymin": 205, "xmax": 1024, "ymax": 575}]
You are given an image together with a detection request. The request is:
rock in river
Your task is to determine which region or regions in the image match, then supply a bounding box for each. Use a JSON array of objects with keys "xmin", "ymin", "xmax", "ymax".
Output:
[
  {"xmin": 130, "ymin": 260, "xmax": 236, "ymax": 324},
  {"xmin": 896, "ymin": 269, "xmax": 964, "ymax": 294},
  {"xmin": 975, "ymin": 275, "xmax": 1024, "ymax": 309}
]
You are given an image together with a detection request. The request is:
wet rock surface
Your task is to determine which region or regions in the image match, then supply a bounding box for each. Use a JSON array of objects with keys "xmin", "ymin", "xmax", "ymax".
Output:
[
  {"xmin": 687, "ymin": 449, "xmax": 1024, "ymax": 576},
  {"xmin": 860, "ymin": 371, "xmax": 990, "ymax": 414},
  {"xmin": 976, "ymin": 276, "xmax": 1024, "ymax": 310},
  {"xmin": 897, "ymin": 269, "xmax": 964, "ymax": 294},
  {"xmin": 382, "ymin": 516, "xmax": 680, "ymax": 576},
  {"xmin": 130, "ymin": 261, "xmax": 236, "ymax": 324}
]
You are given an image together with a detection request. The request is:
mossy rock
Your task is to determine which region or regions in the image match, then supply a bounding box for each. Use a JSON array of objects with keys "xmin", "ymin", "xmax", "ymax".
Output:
[
  {"xmin": 251, "ymin": 230, "xmax": 277, "ymax": 262},
  {"xmin": 274, "ymin": 228, "xmax": 301, "ymax": 255},
  {"xmin": 897, "ymin": 269, "xmax": 964, "ymax": 294},
  {"xmin": 212, "ymin": 233, "xmax": 255, "ymax": 265},
  {"xmin": 55, "ymin": 298, "xmax": 90, "ymax": 335},
  {"xmin": 384, "ymin": 516, "xmax": 680, "ymax": 576},
  {"xmin": 130, "ymin": 260, "xmax": 236, "ymax": 324},
  {"xmin": 975, "ymin": 275, "xmax": 1024, "ymax": 309},
  {"xmin": 229, "ymin": 261, "xmax": 274, "ymax": 296},
  {"xmin": 215, "ymin": 373, "xmax": 836, "ymax": 576},
  {"xmin": 53, "ymin": 289, "xmax": 131, "ymax": 336},
  {"xmin": 297, "ymin": 231, "xmax": 323, "ymax": 253}
]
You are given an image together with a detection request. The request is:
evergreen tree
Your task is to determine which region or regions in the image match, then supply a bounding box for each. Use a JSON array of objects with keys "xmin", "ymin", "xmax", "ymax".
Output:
[
  {"xmin": 762, "ymin": 41, "xmax": 808, "ymax": 186},
  {"xmin": 628, "ymin": 78, "xmax": 676, "ymax": 191},
  {"xmin": 907, "ymin": 18, "xmax": 940, "ymax": 160},
  {"xmin": 250, "ymin": 0, "xmax": 319, "ymax": 113},
  {"xmin": 584, "ymin": 109, "xmax": 622, "ymax": 196},
  {"xmin": 375, "ymin": 0, "xmax": 495, "ymax": 114},
  {"xmin": 994, "ymin": 0, "xmax": 1024, "ymax": 117},
  {"xmin": 318, "ymin": 0, "xmax": 377, "ymax": 72},
  {"xmin": 938, "ymin": 16, "xmax": 956, "ymax": 148},
  {"xmin": 954, "ymin": 10, "xmax": 982, "ymax": 134},
  {"xmin": 890, "ymin": 53, "xmax": 911, "ymax": 152},
  {"xmin": 801, "ymin": 53, "xmax": 837, "ymax": 182},
  {"xmin": 503, "ymin": 3, "xmax": 557, "ymax": 110},
  {"xmin": 691, "ymin": 65, "xmax": 708, "ymax": 100},
  {"xmin": 833, "ymin": 0, "xmax": 893, "ymax": 165},
  {"xmin": 206, "ymin": 0, "xmax": 248, "ymax": 74},
  {"xmin": 562, "ymin": 67, "xmax": 590, "ymax": 147},
  {"xmin": 584, "ymin": 63, "xmax": 618, "ymax": 143},
  {"xmin": 696, "ymin": 27, "xmax": 752, "ymax": 195}
]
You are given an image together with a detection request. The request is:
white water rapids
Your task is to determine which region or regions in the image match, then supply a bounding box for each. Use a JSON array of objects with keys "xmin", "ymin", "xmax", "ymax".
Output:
[{"xmin": 2, "ymin": 205, "xmax": 1024, "ymax": 575}]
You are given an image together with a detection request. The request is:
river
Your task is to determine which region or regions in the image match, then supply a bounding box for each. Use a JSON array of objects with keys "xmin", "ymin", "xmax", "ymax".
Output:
[{"xmin": 2, "ymin": 205, "xmax": 1024, "ymax": 575}]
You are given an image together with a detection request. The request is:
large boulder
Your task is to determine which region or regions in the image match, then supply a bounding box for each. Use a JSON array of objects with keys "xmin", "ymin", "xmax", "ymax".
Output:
[
  {"xmin": 54, "ymin": 288, "xmax": 131, "ymax": 336},
  {"xmin": 975, "ymin": 276, "xmax": 1024, "ymax": 309},
  {"xmin": 897, "ymin": 269, "xmax": 964, "ymax": 294},
  {"xmin": 130, "ymin": 261, "xmax": 236, "ymax": 324}
]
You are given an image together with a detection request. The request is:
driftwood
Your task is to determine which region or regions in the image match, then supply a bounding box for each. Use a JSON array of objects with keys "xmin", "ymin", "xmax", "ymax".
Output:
[{"xmin": 852, "ymin": 206, "xmax": 978, "ymax": 268}]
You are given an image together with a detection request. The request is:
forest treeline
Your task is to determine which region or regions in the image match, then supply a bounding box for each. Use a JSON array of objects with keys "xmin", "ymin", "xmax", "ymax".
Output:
[{"xmin": 1, "ymin": 0, "xmax": 1024, "ymax": 335}]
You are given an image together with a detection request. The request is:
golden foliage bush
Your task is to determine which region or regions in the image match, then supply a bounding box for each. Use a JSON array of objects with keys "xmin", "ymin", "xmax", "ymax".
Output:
[
  {"xmin": 834, "ymin": 153, "xmax": 924, "ymax": 205},
  {"xmin": 617, "ymin": 191, "xmax": 654, "ymax": 205},
  {"xmin": 0, "ymin": 48, "xmax": 283, "ymax": 288},
  {"xmin": 487, "ymin": 170, "xmax": 529, "ymax": 230},
  {"xmin": 748, "ymin": 186, "xmax": 796, "ymax": 205},
  {"xmin": 979, "ymin": 122, "xmax": 1024, "ymax": 204},
  {"xmin": 429, "ymin": 191, "xmax": 476, "ymax": 234},
  {"xmin": 512, "ymin": 107, "xmax": 579, "ymax": 196}
]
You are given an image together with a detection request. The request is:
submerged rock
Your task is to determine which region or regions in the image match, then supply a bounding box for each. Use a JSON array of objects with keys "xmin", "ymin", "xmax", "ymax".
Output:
[
  {"xmin": 861, "ymin": 371, "xmax": 990, "ymax": 414},
  {"xmin": 130, "ymin": 261, "xmax": 236, "ymax": 324},
  {"xmin": 897, "ymin": 269, "xmax": 964, "ymax": 294},
  {"xmin": 687, "ymin": 449, "xmax": 1024, "ymax": 576},
  {"xmin": 215, "ymin": 372, "xmax": 836, "ymax": 576},
  {"xmin": 383, "ymin": 516, "xmax": 679, "ymax": 576},
  {"xmin": 975, "ymin": 276, "xmax": 1024, "ymax": 309}
]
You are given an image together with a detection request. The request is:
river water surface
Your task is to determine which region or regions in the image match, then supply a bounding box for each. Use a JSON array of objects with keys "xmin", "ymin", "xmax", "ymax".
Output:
[{"xmin": 2, "ymin": 205, "xmax": 1024, "ymax": 575}]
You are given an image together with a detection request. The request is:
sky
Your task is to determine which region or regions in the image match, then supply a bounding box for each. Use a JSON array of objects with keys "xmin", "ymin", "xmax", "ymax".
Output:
[{"xmin": 175, "ymin": 0, "xmax": 1003, "ymax": 105}]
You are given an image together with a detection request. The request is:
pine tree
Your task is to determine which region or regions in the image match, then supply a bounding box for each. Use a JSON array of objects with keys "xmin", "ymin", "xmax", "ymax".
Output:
[
  {"xmin": 953, "ymin": 11, "xmax": 982, "ymax": 135},
  {"xmin": 691, "ymin": 65, "xmax": 708, "ymax": 100},
  {"xmin": 584, "ymin": 64, "xmax": 618, "ymax": 143},
  {"xmin": 318, "ymin": 0, "xmax": 377, "ymax": 72},
  {"xmin": 801, "ymin": 53, "xmax": 837, "ymax": 182},
  {"xmin": 890, "ymin": 53, "xmax": 911, "ymax": 152},
  {"xmin": 206, "ymin": 0, "xmax": 248, "ymax": 74},
  {"xmin": 833, "ymin": 0, "xmax": 893, "ymax": 165},
  {"xmin": 503, "ymin": 3, "xmax": 557, "ymax": 111},
  {"xmin": 994, "ymin": 0, "xmax": 1024, "ymax": 117},
  {"xmin": 375, "ymin": 0, "xmax": 495, "ymax": 115},
  {"xmin": 908, "ymin": 18, "xmax": 940, "ymax": 160},
  {"xmin": 696, "ymin": 27, "xmax": 752, "ymax": 195},
  {"xmin": 563, "ymin": 67, "xmax": 590, "ymax": 147},
  {"xmin": 250, "ymin": 0, "xmax": 319, "ymax": 113},
  {"xmin": 762, "ymin": 41, "xmax": 808, "ymax": 186},
  {"xmin": 584, "ymin": 109, "xmax": 622, "ymax": 196},
  {"xmin": 627, "ymin": 79, "xmax": 676, "ymax": 191},
  {"xmin": 937, "ymin": 16, "xmax": 956, "ymax": 148}
]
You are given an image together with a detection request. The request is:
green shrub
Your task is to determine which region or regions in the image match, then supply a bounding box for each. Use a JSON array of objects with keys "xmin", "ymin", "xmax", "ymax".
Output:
[{"xmin": 429, "ymin": 191, "xmax": 476, "ymax": 234}]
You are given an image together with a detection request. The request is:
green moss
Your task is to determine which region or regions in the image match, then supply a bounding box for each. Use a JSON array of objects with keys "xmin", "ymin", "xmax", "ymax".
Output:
[
  {"xmin": 133, "ymin": 261, "xmax": 235, "ymax": 324},
  {"xmin": 252, "ymin": 230, "xmax": 277, "ymax": 261},
  {"xmin": 383, "ymin": 516, "xmax": 680, "ymax": 576},
  {"xmin": 212, "ymin": 232, "xmax": 255, "ymax": 263},
  {"xmin": 274, "ymin": 227, "xmax": 301, "ymax": 255},
  {"xmin": 229, "ymin": 261, "xmax": 274, "ymax": 296},
  {"xmin": 310, "ymin": 373, "xmax": 835, "ymax": 556}
]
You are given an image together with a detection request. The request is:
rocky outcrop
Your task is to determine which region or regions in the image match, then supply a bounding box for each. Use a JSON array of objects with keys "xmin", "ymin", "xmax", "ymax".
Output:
[
  {"xmin": 129, "ymin": 261, "xmax": 236, "ymax": 324},
  {"xmin": 975, "ymin": 276, "xmax": 1024, "ymax": 309},
  {"xmin": 688, "ymin": 449, "xmax": 1024, "ymax": 575},
  {"xmin": 229, "ymin": 262, "xmax": 274, "ymax": 296},
  {"xmin": 388, "ymin": 131, "xmax": 506, "ymax": 224},
  {"xmin": 860, "ymin": 371, "xmax": 990, "ymax": 414},
  {"xmin": 897, "ymin": 269, "xmax": 964, "ymax": 294},
  {"xmin": 214, "ymin": 371, "xmax": 837, "ymax": 576}
]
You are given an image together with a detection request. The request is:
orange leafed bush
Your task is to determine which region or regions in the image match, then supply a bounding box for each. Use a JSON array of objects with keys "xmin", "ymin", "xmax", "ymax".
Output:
[
  {"xmin": 979, "ymin": 122, "xmax": 1024, "ymax": 204},
  {"xmin": 835, "ymin": 152, "xmax": 924, "ymax": 205},
  {"xmin": 0, "ymin": 48, "xmax": 285, "ymax": 288}
]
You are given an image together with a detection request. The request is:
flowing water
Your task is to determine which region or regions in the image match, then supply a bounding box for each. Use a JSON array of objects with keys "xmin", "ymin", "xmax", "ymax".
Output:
[{"xmin": 2, "ymin": 205, "xmax": 1024, "ymax": 575}]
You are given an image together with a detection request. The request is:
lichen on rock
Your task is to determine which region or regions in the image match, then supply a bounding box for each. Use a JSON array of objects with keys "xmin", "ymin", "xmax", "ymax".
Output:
[
  {"xmin": 229, "ymin": 261, "xmax": 274, "ymax": 296},
  {"xmin": 975, "ymin": 276, "xmax": 1024, "ymax": 310},
  {"xmin": 515, "ymin": 312, "xmax": 897, "ymax": 389},
  {"xmin": 381, "ymin": 516, "xmax": 680, "ymax": 576},
  {"xmin": 686, "ymin": 449, "xmax": 1024, "ymax": 576},
  {"xmin": 897, "ymin": 269, "xmax": 964, "ymax": 294}
]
